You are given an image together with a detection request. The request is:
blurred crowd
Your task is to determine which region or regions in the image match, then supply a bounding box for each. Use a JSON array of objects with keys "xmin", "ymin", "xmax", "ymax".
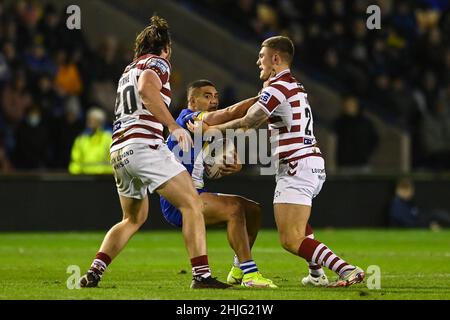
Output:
[
  {"xmin": 193, "ymin": 0, "xmax": 450, "ymax": 169},
  {"xmin": 1, "ymin": 0, "xmax": 450, "ymax": 173},
  {"xmin": 0, "ymin": 0, "xmax": 131, "ymax": 172}
]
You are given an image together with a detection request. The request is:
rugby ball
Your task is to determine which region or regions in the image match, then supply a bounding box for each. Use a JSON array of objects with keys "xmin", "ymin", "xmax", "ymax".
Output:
[{"xmin": 203, "ymin": 138, "xmax": 236, "ymax": 179}]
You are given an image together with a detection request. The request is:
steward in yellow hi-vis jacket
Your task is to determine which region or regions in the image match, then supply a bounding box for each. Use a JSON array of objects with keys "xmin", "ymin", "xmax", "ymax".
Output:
[{"xmin": 69, "ymin": 108, "xmax": 113, "ymax": 174}]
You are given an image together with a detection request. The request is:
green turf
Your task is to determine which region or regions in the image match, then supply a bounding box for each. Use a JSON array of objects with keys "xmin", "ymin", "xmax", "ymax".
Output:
[{"xmin": 0, "ymin": 229, "xmax": 449, "ymax": 300}]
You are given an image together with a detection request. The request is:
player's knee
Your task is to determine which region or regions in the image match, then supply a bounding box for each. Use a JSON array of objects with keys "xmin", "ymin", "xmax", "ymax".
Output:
[
  {"xmin": 279, "ymin": 235, "xmax": 291, "ymax": 251},
  {"xmin": 179, "ymin": 195, "xmax": 204, "ymax": 217},
  {"xmin": 124, "ymin": 212, "xmax": 147, "ymax": 227},
  {"xmin": 279, "ymin": 232, "xmax": 300, "ymax": 253}
]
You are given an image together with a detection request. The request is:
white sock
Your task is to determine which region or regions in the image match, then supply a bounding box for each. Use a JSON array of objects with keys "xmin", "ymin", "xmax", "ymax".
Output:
[{"xmin": 233, "ymin": 255, "xmax": 240, "ymax": 268}]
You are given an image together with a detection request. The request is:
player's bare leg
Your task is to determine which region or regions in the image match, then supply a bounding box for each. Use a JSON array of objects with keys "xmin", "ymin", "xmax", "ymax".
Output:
[
  {"xmin": 80, "ymin": 195, "xmax": 149, "ymax": 287},
  {"xmin": 274, "ymin": 203, "xmax": 365, "ymax": 287},
  {"xmin": 157, "ymin": 171, "xmax": 230, "ymax": 289},
  {"xmin": 201, "ymin": 193, "xmax": 252, "ymax": 262},
  {"xmin": 157, "ymin": 171, "xmax": 207, "ymax": 258},
  {"xmin": 99, "ymin": 195, "xmax": 149, "ymax": 259},
  {"xmin": 228, "ymin": 195, "xmax": 262, "ymax": 283},
  {"xmin": 200, "ymin": 193, "xmax": 276, "ymax": 288},
  {"xmin": 240, "ymin": 196, "xmax": 262, "ymax": 249}
]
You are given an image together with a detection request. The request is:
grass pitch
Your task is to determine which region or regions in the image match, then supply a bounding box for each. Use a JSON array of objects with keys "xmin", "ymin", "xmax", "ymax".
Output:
[{"xmin": 0, "ymin": 229, "xmax": 449, "ymax": 300}]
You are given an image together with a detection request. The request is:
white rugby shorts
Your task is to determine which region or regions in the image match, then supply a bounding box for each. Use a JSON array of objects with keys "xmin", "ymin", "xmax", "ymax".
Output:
[
  {"xmin": 274, "ymin": 155, "xmax": 326, "ymax": 206},
  {"xmin": 110, "ymin": 143, "xmax": 186, "ymax": 199}
]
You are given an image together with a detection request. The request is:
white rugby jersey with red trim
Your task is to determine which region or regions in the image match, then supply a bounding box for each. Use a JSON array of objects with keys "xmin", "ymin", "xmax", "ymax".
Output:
[
  {"xmin": 110, "ymin": 54, "xmax": 172, "ymax": 153},
  {"xmin": 256, "ymin": 69, "xmax": 318, "ymax": 161}
]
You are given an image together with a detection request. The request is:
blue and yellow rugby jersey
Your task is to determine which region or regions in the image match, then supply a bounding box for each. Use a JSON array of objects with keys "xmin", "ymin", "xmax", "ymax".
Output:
[
  {"xmin": 161, "ymin": 108, "xmax": 216, "ymax": 227},
  {"xmin": 167, "ymin": 108, "xmax": 208, "ymax": 189}
]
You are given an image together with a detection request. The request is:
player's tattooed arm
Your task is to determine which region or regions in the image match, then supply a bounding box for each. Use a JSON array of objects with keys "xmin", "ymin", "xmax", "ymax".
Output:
[
  {"xmin": 201, "ymin": 96, "xmax": 258, "ymax": 125},
  {"xmin": 235, "ymin": 103, "xmax": 269, "ymax": 130},
  {"xmin": 189, "ymin": 103, "xmax": 268, "ymax": 133}
]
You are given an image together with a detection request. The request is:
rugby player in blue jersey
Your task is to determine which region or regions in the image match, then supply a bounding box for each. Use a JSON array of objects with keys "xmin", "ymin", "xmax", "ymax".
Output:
[{"xmin": 160, "ymin": 80, "xmax": 276, "ymax": 288}]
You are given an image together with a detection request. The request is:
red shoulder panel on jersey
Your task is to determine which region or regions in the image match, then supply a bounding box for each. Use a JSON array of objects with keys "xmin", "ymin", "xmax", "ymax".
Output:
[{"xmin": 271, "ymin": 84, "xmax": 301, "ymax": 100}]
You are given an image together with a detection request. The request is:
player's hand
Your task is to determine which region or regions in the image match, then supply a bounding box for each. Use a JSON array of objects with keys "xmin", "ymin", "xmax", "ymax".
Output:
[
  {"xmin": 169, "ymin": 125, "xmax": 193, "ymax": 152},
  {"xmin": 219, "ymin": 163, "xmax": 242, "ymax": 176},
  {"xmin": 187, "ymin": 120, "xmax": 209, "ymax": 133},
  {"xmin": 219, "ymin": 152, "xmax": 242, "ymax": 176}
]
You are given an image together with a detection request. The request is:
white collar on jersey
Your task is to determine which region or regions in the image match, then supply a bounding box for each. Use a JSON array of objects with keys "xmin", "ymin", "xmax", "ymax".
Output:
[{"xmin": 269, "ymin": 69, "xmax": 291, "ymax": 82}]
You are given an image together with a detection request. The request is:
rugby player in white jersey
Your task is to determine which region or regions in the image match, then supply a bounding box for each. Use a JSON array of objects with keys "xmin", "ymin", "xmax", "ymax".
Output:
[
  {"xmin": 79, "ymin": 15, "xmax": 229, "ymax": 289},
  {"xmin": 160, "ymin": 80, "xmax": 276, "ymax": 288},
  {"xmin": 189, "ymin": 36, "xmax": 365, "ymax": 287}
]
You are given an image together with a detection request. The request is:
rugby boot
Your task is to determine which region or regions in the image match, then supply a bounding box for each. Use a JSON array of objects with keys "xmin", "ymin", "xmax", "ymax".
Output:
[
  {"xmin": 241, "ymin": 272, "xmax": 278, "ymax": 288},
  {"xmin": 301, "ymin": 273, "xmax": 329, "ymax": 287},
  {"xmin": 226, "ymin": 266, "xmax": 244, "ymax": 285},
  {"xmin": 328, "ymin": 266, "xmax": 365, "ymax": 288},
  {"xmin": 79, "ymin": 270, "xmax": 101, "ymax": 288},
  {"xmin": 190, "ymin": 276, "xmax": 232, "ymax": 289}
]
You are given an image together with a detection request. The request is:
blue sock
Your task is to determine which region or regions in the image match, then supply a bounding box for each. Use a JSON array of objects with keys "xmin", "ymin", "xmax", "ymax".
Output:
[{"xmin": 240, "ymin": 260, "xmax": 258, "ymax": 275}]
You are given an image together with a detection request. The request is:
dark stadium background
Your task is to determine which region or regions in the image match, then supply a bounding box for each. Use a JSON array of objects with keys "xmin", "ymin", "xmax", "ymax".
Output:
[{"xmin": 1, "ymin": 0, "xmax": 449, "ymax": 230}]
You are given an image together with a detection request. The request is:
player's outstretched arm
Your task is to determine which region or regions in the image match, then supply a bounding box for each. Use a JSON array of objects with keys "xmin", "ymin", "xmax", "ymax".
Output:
[
  {"xmin": 188, "ymin": 103, "xmax": 269, "ymax": 134},
  {"xmin": 201, "ymin": 97, "xmax": 258, "ymax": 125},
  {"xmin": 138, "ymin": 70, "xmax": 192, "ymax": 151}
]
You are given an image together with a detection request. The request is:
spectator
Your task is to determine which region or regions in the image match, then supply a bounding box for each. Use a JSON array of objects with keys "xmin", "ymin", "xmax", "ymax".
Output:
[
  {"xmin": 33, "ymin": 74, "xmax": 63, "ymax": 119},
  {"xmin": 68, "ymin": 107, "xmax": 112, "ymax": 174},
  {"xmin": 389, "ymin": 177, "xmax": 450, "ymax": 228},
  {"xmin": 419, "ymin": 101, "xmax": 450, "ymax": 170},
  {"xmin": 389, "ymin": 178, "xmax": 427, "ymax": 228},
  {"xmin": 54, "ymin": 50, "xmax": 83, "ymax": 96},
  {"xmin": 52, "ymin": 97, "xmax": 83, "ymax": 169},
  {"xmin": 24, "ymin": 43, "xmax": 56, "ymax": 79},
  {"xmin": 334, "ymin": 95, "xmax": 379, "ymax": 171},
  {"xmin": 13, "ymin": 105, "xmax": 49, "ymax": 169},
  {"xmin": 390, "ymin": 77, "xmax": 419, "ymax": 127},
  {"xmin": 94, "ymin": 35, "xmax": 121, "ymax": 82},
  {"xmin": 37, "ymin": 3, "xmax": 61, "ymax": 52},
  {"xmin": 370, "ymin": 73, "xmax": 393, "ymax": 108},
  {"xmin": 1, "ymin": 71, "xmax": 32, "ymax": 126},
  {"xmin": 1, "ymin": 42, "xmax": 21, "ymax": 73}
]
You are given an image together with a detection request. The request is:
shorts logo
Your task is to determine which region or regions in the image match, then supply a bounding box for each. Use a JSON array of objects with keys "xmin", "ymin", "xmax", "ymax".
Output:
[
  {"xmin": 259, "ymin": 91, "xmax": 271, "ymax": 104},
  {"xmin": 111, "ymin": 149, "xmax": 134, "ymax": 169},
  {"xmin": 288, "ymin": 161, "xmax": 298, "ymax": 176}
]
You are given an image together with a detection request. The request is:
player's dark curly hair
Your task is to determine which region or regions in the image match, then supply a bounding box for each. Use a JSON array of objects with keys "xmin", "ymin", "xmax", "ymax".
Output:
[{"xmin": 134, "ymin": 15, "xmax": 171, "ymax": 59}]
